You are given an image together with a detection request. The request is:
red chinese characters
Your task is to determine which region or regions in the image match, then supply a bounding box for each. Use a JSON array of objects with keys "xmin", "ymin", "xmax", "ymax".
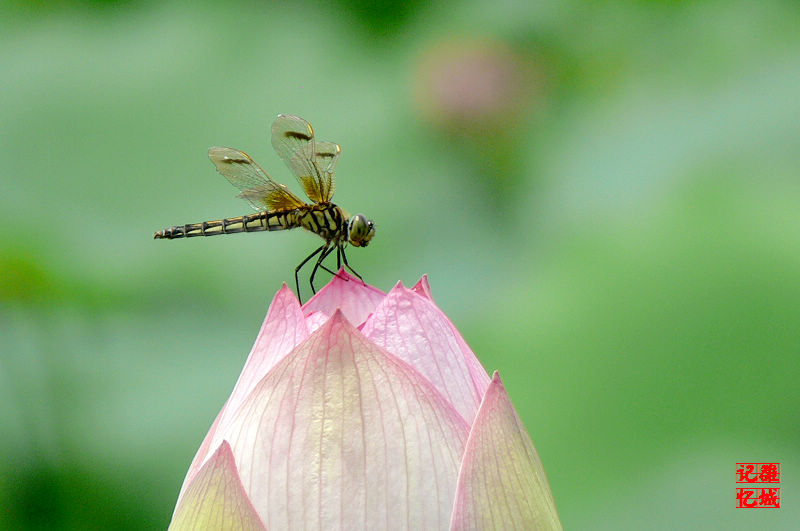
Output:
[{"xmin": 736, "ymin": 463, "xmax": 780, "ymax": 508}]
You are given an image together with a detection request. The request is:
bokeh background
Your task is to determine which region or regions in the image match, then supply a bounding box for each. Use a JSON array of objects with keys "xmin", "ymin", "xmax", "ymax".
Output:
[{"xmin": 2, "ymin": 0, "xmax": 798, "ymax": 529}]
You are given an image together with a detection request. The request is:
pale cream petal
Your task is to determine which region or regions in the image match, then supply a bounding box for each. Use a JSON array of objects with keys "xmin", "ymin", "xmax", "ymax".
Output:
[
  {"xmin": 226, "ymin": 311, "xmax": 470, "ymax": 529},
  {"xmin": 450, "ymin": 372, "xmax": 561, "ymax": 530},
  {"xmin": 170, "ymin": 441, "xmax": 266, "ymax": 531}
]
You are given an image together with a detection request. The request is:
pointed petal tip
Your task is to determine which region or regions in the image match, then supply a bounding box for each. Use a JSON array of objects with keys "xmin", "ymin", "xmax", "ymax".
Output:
[
  {"xmin": 303, "ymin": 310, "xmax": 330, "ymax": 333},
  {"xmin": 333, "ymin": 266, "xmax": 357, "ymax": 282},
  {"xmin": 309, "ymin": 307, "xmax": 357, "ymax": 334},
  {"xmin": 262, "ymin": 282, "xmax": 305, "ymax": 332},
  {"xmin": 272, "ymin": 282, "xmax": 301, "ymax": 307},
  {"xmin": 301, "ymin": 270, "xmax": 386, "ymax": 326},
  {"xmin": 451, "ymin": 369, "xmax": 562, "ymax": 530},
  {"xmin": 361, "ymin": 278, "xmax": 490, "ymax": 424},
  {"xmin": 329, "ymin": 307, "xmax": 347, "ymax": 322},
  {"xmin": 304, "ymin": 269, "xmax": 385, "ymax": 302},
  {"xmin": 330, "ymin": 267, "xmax": 378, "ymax": 291},
  {"xmin": 218, "ymin": 282, "xmax": 309, "ymax": 433},
  {"xmin": 411, "ymin": 275, "xmax": 433, "ymax": 299},
  {"xmin": 277, "ymin": 281, "xmax": 300, "ymax": 301},
  {"xmin": 170, "ymin": 440, "xmax": 266, "ymax": 531},
  {"xmin": 214, "ymin": 438, "xmax": 233, "ymax": 457},
  {"xmin": 381, "ymin": 281, "xmax": 417, "ymax": 303}
]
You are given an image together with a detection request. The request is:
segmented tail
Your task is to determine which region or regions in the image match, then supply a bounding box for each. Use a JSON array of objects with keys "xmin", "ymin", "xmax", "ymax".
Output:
[{"xmin": 153, "ymin": 211, "xmax": 297, "ymax": 239}]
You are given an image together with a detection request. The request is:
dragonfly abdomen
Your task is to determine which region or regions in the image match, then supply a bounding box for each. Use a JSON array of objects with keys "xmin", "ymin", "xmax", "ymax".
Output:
[{"xmin": 153, "ymin": 211, "xmax": 298, "ymax": 239}]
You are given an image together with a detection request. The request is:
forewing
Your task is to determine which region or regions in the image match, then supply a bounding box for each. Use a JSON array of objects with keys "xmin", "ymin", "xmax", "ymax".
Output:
[
  {"xmin": 271, "ymin": 114, "xmax": 336, "ymax": 203},
  {"xmin": 208, "ymin": 146, "xmax": 305, "ymax": 211}
]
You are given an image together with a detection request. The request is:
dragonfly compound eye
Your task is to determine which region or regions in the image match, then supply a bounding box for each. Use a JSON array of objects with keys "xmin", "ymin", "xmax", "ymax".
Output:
[{"xmin": 348, "ymin": 214, "xmax": 375, "ymax": 247}]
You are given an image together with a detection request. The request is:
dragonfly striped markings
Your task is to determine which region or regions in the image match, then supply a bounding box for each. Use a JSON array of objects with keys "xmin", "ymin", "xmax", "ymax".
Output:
[{"xmin": 154, "ymin": 114, "xmax": 375, "ymax": 301}]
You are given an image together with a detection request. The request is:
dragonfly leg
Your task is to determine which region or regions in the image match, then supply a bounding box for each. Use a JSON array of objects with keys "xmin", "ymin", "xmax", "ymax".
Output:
[
  {"xmin": 313, "ymin": 245, "xmax": 350, "ymax": 283},
  {"xmin": 314, "ymin": 246, "xmax": 342, "ymax": 278},
  {"xmin": 296, "ymin": 244, "xmax": 326, "ymax": 301},
  {"xmin": 327, "ymin": 245, "xmax": 349, "ymax": 282},
  {"xmin": 340, "ymin": 247, "xmax": 366, "ymax": 286},
  {"xmin": 310, "ymin": 244, "xmax": 337, "ymax": 294}
]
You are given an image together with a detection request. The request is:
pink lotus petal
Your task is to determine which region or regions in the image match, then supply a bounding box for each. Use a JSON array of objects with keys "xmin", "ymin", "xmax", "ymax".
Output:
[
  {"xmin": 228, "ymin": 284, "xmax": 310, "ymax": 410},
  {"xmin": 225, "ymin": 311, "xmax": 470, "ymax": 530},
  {"xmin": 303, "ymin": 310, "xmax": 330, "ymax": 333},
  {"xmin": 362, "ymin": 282, "xmax": 490, "ymax": 424},
  {"xmin": 450, "ymin": 372, "xmax": 562, "ymax": 530},
  {"xmin": 169, "ymin": 441, "xmax": 266, "ymax": 531},
  {"xmin": 301, "ymin": 268, "xmax": 386, "ymax": 326},
  {"xmin": 175, "ymin": 405, "xmax": 226, "ymax": 506},
  {"xmin": 411, "ymin": 274, "xmax": 433, "ymax": 299},
  {"xmin": 178, "ymin": 285, "xmax": 309, "ymax": 495}
]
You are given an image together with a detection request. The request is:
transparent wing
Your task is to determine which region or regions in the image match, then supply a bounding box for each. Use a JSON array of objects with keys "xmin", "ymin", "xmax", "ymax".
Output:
[
  {"xmin": 270, "ymin": 114, "xmax": 338, "ymax": 203},
  {"xmin": 312, "ymin": 141, "xmax": 340, "ymax": 200},
  {"xmin": 208, "ymin": 147, "xmax": 305, "ymax": 211}
]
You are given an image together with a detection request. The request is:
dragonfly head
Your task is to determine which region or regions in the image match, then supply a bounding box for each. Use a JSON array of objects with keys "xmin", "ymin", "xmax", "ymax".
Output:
[{"xmin": 347, "ymin": 214, "xmax": 375, "ymax": 247}]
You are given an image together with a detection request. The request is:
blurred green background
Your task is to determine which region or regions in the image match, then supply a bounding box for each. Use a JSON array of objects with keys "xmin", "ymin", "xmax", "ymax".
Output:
[{"xmin": 1, "ymin": 0, "xmax": 798, "ymax": 529}]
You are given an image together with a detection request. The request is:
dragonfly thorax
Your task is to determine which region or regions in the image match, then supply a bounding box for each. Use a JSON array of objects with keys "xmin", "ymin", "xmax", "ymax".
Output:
[{"xmin": 347, "ymin": 214, "xmax": 375, "ymax": 247}]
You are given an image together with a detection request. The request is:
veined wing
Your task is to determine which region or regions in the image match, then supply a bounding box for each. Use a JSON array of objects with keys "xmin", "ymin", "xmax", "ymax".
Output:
[
  {"xmin": 270, "ymin": 114, "xmax": 339, "ymax": 203},
  {"xmin": 208, "ymin": 147, "xmax": 305, "ymax": 211},
  {"xmin": 313, "ymin": 140, "xmax": 340, "ymax": 200}
]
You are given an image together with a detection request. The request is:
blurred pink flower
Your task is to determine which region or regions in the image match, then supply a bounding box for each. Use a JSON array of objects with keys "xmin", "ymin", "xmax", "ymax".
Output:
[
  {"xmin": 414, "ymin": 38, "xmax": 538, "ymax": 134},
  {"xmin": 169, "ymin": 271, "xmax": 561, "ymax": 530}
]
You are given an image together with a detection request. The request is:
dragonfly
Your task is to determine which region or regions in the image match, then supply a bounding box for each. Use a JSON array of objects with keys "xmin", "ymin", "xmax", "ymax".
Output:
[{"xmin": 154, "ymin": 114, "xmax": 375, "ymax": 301}]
